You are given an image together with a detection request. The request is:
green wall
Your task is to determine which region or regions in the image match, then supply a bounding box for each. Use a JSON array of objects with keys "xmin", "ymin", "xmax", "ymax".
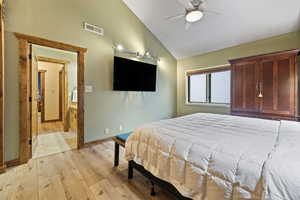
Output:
[
  {"xmin": 177, "ymin": 31, "xmax": 300, "ymax": 116},
  {"xmin": 4, "ymin": 0, "xmax": 177, "ymax": 161}
]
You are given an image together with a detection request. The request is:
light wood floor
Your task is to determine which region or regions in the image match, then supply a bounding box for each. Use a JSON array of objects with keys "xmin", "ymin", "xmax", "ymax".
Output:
[
  {"xmin": 34, "ymin": 120, "xmax": 77, "ymax": 158},
  {"xmin": 33, "ymin": 132, "xmax": 77, "ymax": 158},
  {"xmin": 0, "ymin": 140, "xmax": 173, "ymax": 200},
  {"xmin": 38, "ymin": 121, "xmax": 64, "ymax": 134}
]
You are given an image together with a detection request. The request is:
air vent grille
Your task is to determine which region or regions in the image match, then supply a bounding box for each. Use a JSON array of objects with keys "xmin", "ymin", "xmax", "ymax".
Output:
[{"xmin": 83, "ymin": 22, "xmax": 104, "ymax": 36}]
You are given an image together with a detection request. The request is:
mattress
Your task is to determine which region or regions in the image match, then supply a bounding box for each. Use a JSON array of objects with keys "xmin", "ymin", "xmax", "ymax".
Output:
[{"xmin": 125, "ymin": 113, "xmax": 300, "ymax": 200}]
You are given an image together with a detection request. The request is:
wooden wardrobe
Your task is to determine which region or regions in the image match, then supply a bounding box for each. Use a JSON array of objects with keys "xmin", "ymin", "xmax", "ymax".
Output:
[{"xmin": 229, "ymin": 49, "xmax": 299, "ymax": 121}]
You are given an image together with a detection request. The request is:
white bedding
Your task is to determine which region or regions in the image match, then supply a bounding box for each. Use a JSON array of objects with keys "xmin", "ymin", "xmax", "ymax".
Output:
[
  {"xmin": 264, "ymin": 121, "xmax": 300, "ymax": 200},
  {"xmin": 125, "ymin": 113, "xmax": 300, "ymax": 200}
]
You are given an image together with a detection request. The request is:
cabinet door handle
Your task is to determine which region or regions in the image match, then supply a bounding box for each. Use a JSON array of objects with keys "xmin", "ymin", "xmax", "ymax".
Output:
[{"xmin": 258, "ymin": 82, "xmax": 263, "ymax": 98}]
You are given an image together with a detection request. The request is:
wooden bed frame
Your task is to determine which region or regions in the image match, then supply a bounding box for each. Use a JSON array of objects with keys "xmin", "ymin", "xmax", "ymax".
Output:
[{"xmin": 128, "ymin": 160, "xmax": 192, "ymax": 200}]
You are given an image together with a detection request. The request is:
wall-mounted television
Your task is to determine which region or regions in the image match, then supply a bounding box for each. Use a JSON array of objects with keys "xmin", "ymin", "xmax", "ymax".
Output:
[{"xmin": 113, "ymin": 56, "xmax": 157, "ymax": 92}]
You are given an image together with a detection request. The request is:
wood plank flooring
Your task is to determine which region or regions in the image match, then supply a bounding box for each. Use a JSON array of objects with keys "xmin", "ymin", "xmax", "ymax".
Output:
[
  {"xmin": 33, "ymin": 132, "xmax": 77, "ymax": 158},
  {"xmin": 34, "ymin": 119, "xmax": 77, "ymax": 158},
  {"xmin": 0, "ymin": 140, "xmax": 174, "ymax": 200},
  {"xmin": 38, "ymin": 121, "xmax": 64, "ymax": 134}
]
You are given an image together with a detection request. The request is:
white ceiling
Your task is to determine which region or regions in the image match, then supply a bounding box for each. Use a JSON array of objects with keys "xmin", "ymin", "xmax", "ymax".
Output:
[{"xmin": 123, "ymin": 0, "xmax": 300, "ymax": 59}]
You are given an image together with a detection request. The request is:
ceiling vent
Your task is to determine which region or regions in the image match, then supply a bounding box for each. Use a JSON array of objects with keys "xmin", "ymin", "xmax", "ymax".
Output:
[{"xmin": 83, "ymin": 22, "xmax": 104, "ymax": 36}]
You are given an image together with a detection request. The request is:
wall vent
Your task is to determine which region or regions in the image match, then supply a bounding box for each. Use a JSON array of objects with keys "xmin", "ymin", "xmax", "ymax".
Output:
[{"xmin": 83, "ymin": 22, "xmax": 104, "ymax": 36}]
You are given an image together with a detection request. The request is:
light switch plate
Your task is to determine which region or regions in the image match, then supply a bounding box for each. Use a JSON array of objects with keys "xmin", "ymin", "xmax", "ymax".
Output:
[{"xmin": 85, "ymin": 85, "xmax": 93, "ymax": 93}]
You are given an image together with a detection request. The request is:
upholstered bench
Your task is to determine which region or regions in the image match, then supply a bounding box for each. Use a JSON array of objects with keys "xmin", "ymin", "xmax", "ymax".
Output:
[{"xmin": 112, "ymin": 132, "xmax": 132, "ymax": 167}]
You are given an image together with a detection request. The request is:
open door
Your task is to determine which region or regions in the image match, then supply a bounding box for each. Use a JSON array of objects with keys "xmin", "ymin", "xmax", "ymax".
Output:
[{"xmin": 30, "ymin": 49, "xmax": 38, "ymax": 156}]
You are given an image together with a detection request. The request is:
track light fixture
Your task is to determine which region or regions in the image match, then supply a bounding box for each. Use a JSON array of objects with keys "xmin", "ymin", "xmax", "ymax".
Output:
[
  {"xmin": 113, "ymin": 45, "xmax": 160, "ymax": 62},
  {"xmin": 116, "ymin": 44, "xmax": 124, "ymax": 51}
]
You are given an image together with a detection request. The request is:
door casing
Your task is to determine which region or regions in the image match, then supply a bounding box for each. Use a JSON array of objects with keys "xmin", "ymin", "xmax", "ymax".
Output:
[
  {"xmin": 37, "ymin": 56, "xmax": 69, "ymax": 124},
  {"xmin": 15, "ymin": 33, "xmax": 87, "ymax": 164}
]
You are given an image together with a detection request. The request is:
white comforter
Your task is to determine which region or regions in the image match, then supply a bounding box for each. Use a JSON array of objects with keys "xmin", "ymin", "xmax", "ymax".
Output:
[
  {"xmin": 125, "ymin": 113, "xmax": 300, "ymax": 200},
  {"xmin": 264, "ymin": 120, "xmax": 300, "ymax": 200}
]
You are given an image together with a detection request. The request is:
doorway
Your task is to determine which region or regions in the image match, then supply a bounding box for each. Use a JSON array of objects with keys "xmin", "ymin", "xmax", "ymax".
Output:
[
  {"xmin": 30, "ymin": 47, "xmax": 78, "ymax": 158},
  {"xmin": 15, "ymin": 33, "xmax": 86, "ymax": 164}
]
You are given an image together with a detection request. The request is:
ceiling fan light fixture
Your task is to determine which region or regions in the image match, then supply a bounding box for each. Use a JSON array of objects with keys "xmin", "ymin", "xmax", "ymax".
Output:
[{"xmin": 185, "ymin": 10, "xmax": 203, "ymax": 23}]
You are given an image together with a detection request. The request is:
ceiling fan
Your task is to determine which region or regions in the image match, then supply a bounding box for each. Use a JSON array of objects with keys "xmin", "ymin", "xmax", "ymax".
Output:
[{"xmin": 166, "ymin": 0, "xmax": 219, "ymax": 30}]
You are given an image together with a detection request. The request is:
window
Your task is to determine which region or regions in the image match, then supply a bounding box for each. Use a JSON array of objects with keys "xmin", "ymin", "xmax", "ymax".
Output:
[
  {"xmin": 210, "ymin": 71, "xmax": 231, "ymax": 104},
  {"xmin": 189, "ymin": 74, "xmax": 207, "ymax": 102},
  {"xmin": 187, "ymin": 68, "xmax": 231, "ymax": 104}
]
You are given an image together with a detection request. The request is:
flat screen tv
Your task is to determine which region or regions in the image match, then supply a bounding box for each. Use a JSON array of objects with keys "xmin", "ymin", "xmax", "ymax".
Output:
[{"xmin": 113, "ymin": 56, "xmax": 157, "ymax": 92}]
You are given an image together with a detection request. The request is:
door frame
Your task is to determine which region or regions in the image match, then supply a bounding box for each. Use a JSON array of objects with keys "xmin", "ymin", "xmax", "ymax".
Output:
[
  {"xmin": 0, "ymin": 4, "xmax": 4, "ymax": 173},
  {"xmin": 15, "ymin": 33, "xmax": 87, "ymax": 164},
  {"xmin": 38, "ymin": 69, "xmax": 46, "ymax": 123},
  {"xmin": 59, "ymin": 69, "xmax": 64, "ymax": 122},
  {"xmin": 37, "ymin": 56, "xmax": 69, "ymax": 125}
]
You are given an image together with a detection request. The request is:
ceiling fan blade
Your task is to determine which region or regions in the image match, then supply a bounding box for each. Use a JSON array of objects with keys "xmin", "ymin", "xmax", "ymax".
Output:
[
  {"xmin": 166, "ymin": 13, "xmax": 185, "ymax": 20},
  {"xmin": 188, "ymin": 1, "xmax": 194, "ymax": 9},
  {"xmin": 176, "ymin": 0, "xmax": 194, "ymax": 9},
  {"xmin": 191, "ymin": 0, "xmax": 202, "ymax": 7},
  {"xmin": 185, "ymin": 22, "xmax": 191, "ymax": 30}
]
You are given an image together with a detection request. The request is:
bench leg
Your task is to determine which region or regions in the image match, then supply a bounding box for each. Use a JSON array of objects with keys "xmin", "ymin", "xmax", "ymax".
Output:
[
  {"xmin": 128, "ymin": 160, "xmax": 133, "ymax": 179},
  {"xmin": 150, "ymin": 181, "xmax": 156, "ymax": 196},
  {"xmin": 114, "ymin": 142, "xmax": 120, "ymax": 167}
]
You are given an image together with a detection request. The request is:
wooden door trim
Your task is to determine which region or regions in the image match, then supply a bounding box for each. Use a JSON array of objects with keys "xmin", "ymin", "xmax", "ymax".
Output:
[
  {"xmin": 15, "ymin": 33, "xmax": 87, "ymax": 53},
  {"xmin": 59, "ymin": 70, "xmax": 63, "ymax": 122},
  {"xmin": 0, "ymin": 4, "xmax": 4, "ymax": 173},
  {"xmin": 59, "ymin": 70, "xmax": 62, "ymax": 121},
  {"xmin": 37, "ymin": 56, "xmax": 69, "ymax": 129},
  {"xmin": 15, "ymin": 33, "xmax": 87, "ymax": 164},
  {"xmin": 295, "ymin": 55, "xmax": 299, "ymax": 121},
  {"xmin": 38, "ymin": 70, "xmax": 46, "ymax": 123},
  {"xmin": 37, "ymin": 57, "xmax": 67, "ymax": 123},
  {"xmin": 37, "ymin": 56, "xmax": 70, "ymax": 65}
]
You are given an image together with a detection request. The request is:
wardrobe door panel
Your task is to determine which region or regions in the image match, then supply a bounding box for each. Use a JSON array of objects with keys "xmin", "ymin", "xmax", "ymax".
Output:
[
  {"xmin": 277, "ymin": 57, "xmax": 295, "ymax": 114},
  {"xmin": 260, "ymin": 60, "xmax": 275, "ymax": 112},
  {"xmin": 278, "ymin": 59, "xmax": 290, "ymax": 111},
  {"xmin": 231, "ymin": 61, "xmax": 259, "ymax": 113},
  {"xmin": 260, "ymin": 56, "xmax": 296, "ymax": 116},
  {"xmin": 231, "ymin": 65, "xmax": 243, "ymax": 111},
  {"xmin": 244, "ymin": 63, "xmax": 259, "ymax": 111}
]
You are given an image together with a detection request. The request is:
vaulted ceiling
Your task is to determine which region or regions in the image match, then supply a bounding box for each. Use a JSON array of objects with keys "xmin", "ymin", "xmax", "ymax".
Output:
[{"xmin": 123, "ymin": 0, "xmax": 300, "ymax": 59}]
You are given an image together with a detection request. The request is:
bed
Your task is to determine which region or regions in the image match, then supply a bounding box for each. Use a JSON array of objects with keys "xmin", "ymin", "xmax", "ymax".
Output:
[{"xmin": 125, "ymin": 113, "xmax": 300, "ymax": 200}]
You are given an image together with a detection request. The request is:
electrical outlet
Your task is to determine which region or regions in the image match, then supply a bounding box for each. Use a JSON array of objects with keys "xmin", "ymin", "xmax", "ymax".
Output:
[
  {"xmin": 104, "ymin": 128, "xmax": 110, "ymax": 135},
  {"xmin": 119, "ymin": 125, "xmax": 123, "ymax": 132}
]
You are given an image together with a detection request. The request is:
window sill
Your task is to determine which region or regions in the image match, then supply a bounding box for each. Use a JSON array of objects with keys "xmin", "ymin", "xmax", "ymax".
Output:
[{"xmin": 185, "ymin": 102, "xmax": 230, "ymax": 108}]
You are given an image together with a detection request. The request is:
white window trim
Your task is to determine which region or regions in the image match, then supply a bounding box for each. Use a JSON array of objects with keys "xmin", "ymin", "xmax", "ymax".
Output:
[{"xmin": 185, "ymin": 64, "xmax": 231, "ymax": 107}]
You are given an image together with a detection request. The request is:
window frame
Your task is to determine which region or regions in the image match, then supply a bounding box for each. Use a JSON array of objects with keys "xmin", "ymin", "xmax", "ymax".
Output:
[
  {"xmin": 186, "ymin": 66, "xmax": 231, "ymax": 106},
  {"xmin": 187, "ymin": 73, "xmax": 208, "ymax": 104}
]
